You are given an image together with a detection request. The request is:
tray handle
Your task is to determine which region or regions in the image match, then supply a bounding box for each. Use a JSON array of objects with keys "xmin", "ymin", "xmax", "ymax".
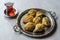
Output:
[
  {"xmin": 13, "ymin": 24, "xmax": 22, "ymax": 34},
  {"xmin": 48, "ymin": 11, "xmax": 57, "ymax": 19}
]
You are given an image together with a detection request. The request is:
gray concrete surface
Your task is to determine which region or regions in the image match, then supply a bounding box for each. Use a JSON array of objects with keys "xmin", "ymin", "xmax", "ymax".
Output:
[{"xmin": 0, "ymin": 0, "xmax": 60, "ymax": 40}]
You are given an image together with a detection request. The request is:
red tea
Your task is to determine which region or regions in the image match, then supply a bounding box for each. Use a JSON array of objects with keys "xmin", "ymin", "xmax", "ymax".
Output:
[
  {"xmin": 7, "ymin": 9, "xmax": 15, "ymax": 16},
  {"xmin": 5, "ymin": 2, "xmax": 15, "ymax": 17}
]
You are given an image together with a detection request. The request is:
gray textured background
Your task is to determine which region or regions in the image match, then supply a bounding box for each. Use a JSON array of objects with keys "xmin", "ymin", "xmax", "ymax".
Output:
[{"xmin": 0, "ymin": 0, "xmax": 60, "ymax": 40}]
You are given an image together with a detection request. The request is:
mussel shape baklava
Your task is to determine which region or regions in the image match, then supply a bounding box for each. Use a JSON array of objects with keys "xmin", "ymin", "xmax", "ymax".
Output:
[
  {"xmin": 36, "ymin": 11, "xmax": 45, "ymax": 17},
  {"xmin": 33, "ymin": 17, "xmax": 42, "ymax": 24},
  {"xmin": 24, "ymin": 22, "xmax": 35, "ymax": 32},
  {"xmin": 33, "ymin": 23, "xmax": 45, "ymax": 33},
  {"xmin": 42, "ymin": 17, "xmax": 50, "ymax": 26},
  {"xmin": 23, "ymin": 15, "xmax": 34, "ymax": 23},
  {"xmin": 28, "ymin": 9, "xmax": 37, "ymax": 17}
]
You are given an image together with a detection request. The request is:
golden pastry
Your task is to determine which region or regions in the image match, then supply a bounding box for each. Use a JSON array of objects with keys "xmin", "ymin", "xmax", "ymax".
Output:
[
  {"xmin": 42, "ymin": 17, "xmax": 50, "ymax": 26},
  {"xmin": 28, "ymin": 9, "xmax": 37, "ymax": 17},
  {"xmin": 33, "ymin": 17, "xmax": 41, "ymax": 24},
  {"xmin": 36, "ymin": 11, "xmax": 45, "ymax": 17},
  {"xmin": 23, "ymin": 15, "xmax": 34, "ymax": 23},
  {"xmin": 33, "ymin": 23, "xmax": 45, "ymax": 33},
  {"xmin": 24, "ymin": 22, "xmax": 35, "ymax": 32}
]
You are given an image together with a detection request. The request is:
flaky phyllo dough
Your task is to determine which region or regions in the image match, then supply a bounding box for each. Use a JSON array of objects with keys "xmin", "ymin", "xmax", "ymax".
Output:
[{"xmin": 23, "ymin": 9, "xmax": 50, "ymax": 33}]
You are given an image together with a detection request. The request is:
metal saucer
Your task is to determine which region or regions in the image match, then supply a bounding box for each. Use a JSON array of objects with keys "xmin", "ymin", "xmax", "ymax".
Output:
[{"xmin": 4, "ymin": 9, "xmax": 18, "ymax": 18}]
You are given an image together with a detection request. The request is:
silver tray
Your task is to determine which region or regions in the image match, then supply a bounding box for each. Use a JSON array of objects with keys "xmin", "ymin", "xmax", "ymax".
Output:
[{"xmin": 13, "ymin": 8, "xmax": 56, "ymax": 37}]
